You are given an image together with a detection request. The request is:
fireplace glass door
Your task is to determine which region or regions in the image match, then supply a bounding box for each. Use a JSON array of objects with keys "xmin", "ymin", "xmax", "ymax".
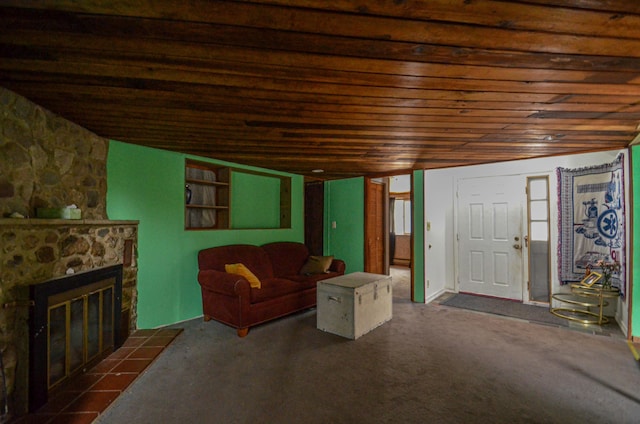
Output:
[
  {"xmin": 47, "ymin": 283, "xmax": 115, "ymax": 390},
  {"xmin": 30, "ymin": 265, "xmax": 123, "ymax": 412}
]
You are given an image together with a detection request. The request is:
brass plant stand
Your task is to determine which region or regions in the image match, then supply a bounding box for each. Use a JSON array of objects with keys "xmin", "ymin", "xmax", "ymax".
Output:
[{"xmin": 551, "ymin": 283, "xmax": 620, "ymax": 325}]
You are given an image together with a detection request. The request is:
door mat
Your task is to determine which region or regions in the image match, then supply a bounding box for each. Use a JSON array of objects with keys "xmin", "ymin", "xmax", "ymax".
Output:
[{"xmin": 441, "ymin": 293, "xmax": 568, "ymax": 327}]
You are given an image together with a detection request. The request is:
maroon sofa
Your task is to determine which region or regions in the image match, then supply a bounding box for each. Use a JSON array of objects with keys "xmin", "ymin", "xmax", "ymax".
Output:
[{"xmin": 197, "ymin": 242, "xmax": 345, "ymax": 337}]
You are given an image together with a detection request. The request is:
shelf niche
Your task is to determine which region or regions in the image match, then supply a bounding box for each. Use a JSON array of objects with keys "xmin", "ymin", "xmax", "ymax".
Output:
[
  {"xmin": 184, "ymin": 159, "xmax": 291, "ymax": 230},
  {"xmin": 185, "ymin": 160, "xmax": 230, "ymax": 230}
]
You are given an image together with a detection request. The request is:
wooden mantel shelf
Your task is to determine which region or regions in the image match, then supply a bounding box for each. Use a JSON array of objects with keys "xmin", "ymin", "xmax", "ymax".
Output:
[{"xmin": 0, "ymin": 219, "xmax": 139, "ymax": 226}]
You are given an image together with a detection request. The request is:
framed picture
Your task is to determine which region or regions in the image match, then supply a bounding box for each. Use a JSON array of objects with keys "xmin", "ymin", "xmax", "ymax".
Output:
[{"xmin": 579, "ymin": 271, "xmax": 602, "ymax": 287}]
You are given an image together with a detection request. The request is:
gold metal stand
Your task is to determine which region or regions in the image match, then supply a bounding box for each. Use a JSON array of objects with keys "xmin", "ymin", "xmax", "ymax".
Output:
[{"xmin": 550, "ymin": 284, "xmax": 620, "ymax": 325}]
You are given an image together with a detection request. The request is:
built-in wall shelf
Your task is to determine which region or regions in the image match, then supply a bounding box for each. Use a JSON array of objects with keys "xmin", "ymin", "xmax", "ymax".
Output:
[
  {"xmin": 185, "ymin": 160, "xmax": 230, "ymax": 230},
  {"xmin": 185, "ymin": 204, "xmax": 228, "ymax": 209},
  {"xmin": 185, "ymin": 178, "xmax": 226, "ymax": 186},
  {"xmin": 184, "ymin": 159, "xmax": 292, "ymax": 231}
]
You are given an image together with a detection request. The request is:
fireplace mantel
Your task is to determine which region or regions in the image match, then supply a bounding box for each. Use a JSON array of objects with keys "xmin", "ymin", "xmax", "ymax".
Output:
[{"xmin": 0, "ymin": 218, "xmax": 139, "ymax": 227}]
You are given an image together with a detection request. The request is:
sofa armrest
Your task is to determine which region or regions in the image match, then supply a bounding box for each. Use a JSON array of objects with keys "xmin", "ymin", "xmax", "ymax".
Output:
[
  {"xmin": 198, "ymin": 269, "xmax": 251, "ymax": 297},
  {"xmin": 329, "ymin": 259, "xmax": 346, "ymax": 274}
]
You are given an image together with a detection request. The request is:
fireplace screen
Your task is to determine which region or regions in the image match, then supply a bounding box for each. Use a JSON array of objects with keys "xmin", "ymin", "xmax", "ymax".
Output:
[
  {"xmin": 30, "ymin": 265, "xmax": 123, "ymax": 411},
  {"xmin": 48, "ymin": 282, "xmax": 114, "ymax": 389}
]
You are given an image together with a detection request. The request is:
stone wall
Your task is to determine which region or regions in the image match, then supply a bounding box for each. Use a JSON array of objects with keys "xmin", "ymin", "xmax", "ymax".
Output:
[
  {"xmin": 0, "ymin": 87, "xmax": 108, "ymax": 219},
  {"xmin": 0, "ymin": 87, "xmax": 138, "ymax": 418}
]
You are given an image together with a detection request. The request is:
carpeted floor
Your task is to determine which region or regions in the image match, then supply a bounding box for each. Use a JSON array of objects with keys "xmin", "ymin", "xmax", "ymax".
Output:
[
  {"xmin": 390, "ymin": 266, "xmax": 411, "ymax": 302},
  {"xmin": 94, "ymin": 278, "xmax": 639, "ymax": 424}
]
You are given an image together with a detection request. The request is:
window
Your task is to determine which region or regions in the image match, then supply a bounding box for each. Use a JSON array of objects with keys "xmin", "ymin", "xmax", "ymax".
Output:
[
  {"xmin": 528, "ymin": 178, "xmax": 549, "ymax": 241},
  {"xmin": 392, "ymin": 198, "xmax": 411, "ymax": 235},
  {"xmin": 527, "ymin": 176, "xmax": 551, "ymax": 303}
]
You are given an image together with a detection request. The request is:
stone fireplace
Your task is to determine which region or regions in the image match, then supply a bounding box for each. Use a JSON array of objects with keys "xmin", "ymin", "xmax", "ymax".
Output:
[
  {"xmin": 1, "ymin": 211, "xmax": 138, "ymax": 418},
  {"xmin": 0, "ymin": 88, "xmax": 139, "ymax": 418}
]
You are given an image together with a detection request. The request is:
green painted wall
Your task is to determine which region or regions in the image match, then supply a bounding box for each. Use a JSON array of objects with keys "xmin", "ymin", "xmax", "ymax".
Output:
[
  {"xmin": 231, "ymin": 172, "xmax": 280, "ymax": 228},
  {"xmin": 324, "ymin": 177, "xmax": 365, "ymax": 273},
  {"xmin": 107, "ymin": 141, "xmax": 304, "ymax": 328},
  {"xmin": 633, "ymin": 146, "xmax": 639, "ymax": 339},
  {"xmin": 413, "ymin": 170, "xmax": 425, "ymax": 302}
]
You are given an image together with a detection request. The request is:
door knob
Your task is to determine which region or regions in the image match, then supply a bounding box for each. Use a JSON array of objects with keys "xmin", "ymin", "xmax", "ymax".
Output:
[{"xmin": 513, "ymin": 244, "xmax": 521, "ymax": 249}]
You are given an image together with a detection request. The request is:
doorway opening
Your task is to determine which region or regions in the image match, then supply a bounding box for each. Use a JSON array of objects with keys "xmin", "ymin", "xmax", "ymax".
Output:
[
  {"xmin": 390, "ymin": 183, "xmax": 411, "ymax": 268},
  {"xmin": 365, "ymin": 174, "xmax": 413, "ymax": 301}
]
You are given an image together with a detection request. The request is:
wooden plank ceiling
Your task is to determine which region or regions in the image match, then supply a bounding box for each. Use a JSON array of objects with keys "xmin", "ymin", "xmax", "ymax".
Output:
[{"xmin": 1, "ymin": 0, "xmax": 640, "ymax": 179}]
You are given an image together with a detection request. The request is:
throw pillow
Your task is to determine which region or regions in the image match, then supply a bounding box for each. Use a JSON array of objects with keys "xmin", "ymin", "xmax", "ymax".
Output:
[
  {"xmin": 300, "ymin": 255, "xmax": 334, "ymax": 275},
  {"xmin": 225, "ymin": 263, "xmax": 261, "ymax": 289}
]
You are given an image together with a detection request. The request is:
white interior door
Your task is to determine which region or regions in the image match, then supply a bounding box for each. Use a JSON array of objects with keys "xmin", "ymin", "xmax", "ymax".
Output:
[{"xmin": 458, "ymin": 176, "xmax": 524, "ymax": 300}]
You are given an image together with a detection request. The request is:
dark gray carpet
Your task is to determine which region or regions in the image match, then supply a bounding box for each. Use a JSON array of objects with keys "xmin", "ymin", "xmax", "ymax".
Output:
[
  {"xmin": 441, "ymin": 293, "xmax": 569, "ymax": 327},
  {"xmin": 94, "ymin": 296, "xmax": 638, "ymax": 424}
]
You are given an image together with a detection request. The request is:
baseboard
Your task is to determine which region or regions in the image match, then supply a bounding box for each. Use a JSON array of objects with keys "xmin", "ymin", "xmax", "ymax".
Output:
[
  {"xmin": 615, "ymin": 314, "xmax": 628, "ymax": 339},
  {"xmin": 154, "ymin": 314, "xmax": 204, "ymax": 328},
  {"xmin": 424, "ymin": 288, "xmax": 446, "ymax": 304}
]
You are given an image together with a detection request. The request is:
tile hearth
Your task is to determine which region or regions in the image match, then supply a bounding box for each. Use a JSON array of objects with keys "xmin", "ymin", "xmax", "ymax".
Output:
[{"xmin": 13, "ymin": 328, "xmax": 182, "ymax": 424}]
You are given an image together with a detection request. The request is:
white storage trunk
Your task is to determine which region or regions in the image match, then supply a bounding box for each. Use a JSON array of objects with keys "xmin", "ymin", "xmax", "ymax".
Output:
[{"xmin": 317, "ymin": 272, "xmax": 392, "ymax": 339}]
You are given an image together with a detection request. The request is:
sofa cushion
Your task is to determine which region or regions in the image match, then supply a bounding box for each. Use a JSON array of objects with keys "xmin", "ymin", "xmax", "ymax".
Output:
[
  {"xmin": 250, "ymin": 278, "xmax": 311, "ymax": 303},
  {"xmin": 300, "ymin": 255, "xmax": 334, "ymax": 275},
  {"xmin": 262, "ymin": 242, "xmax": 310, "ymax": 277},
  {"xmin": 198, "ymin": 244, "xmax": 274, "ymax": 280},
  {"xmin": 225, "ymin": 263, "xmax": 261, "ymax": 289}
]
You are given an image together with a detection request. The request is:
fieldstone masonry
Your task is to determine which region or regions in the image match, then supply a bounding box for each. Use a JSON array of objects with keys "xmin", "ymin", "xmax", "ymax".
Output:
[
  {"xmin": 0, "ymin": 88, "xmax": 138, "ymax": 417},
  {"xmin": 0, "ymin": 88, "xmax": 107, "ymax": 219},
  {"xmin": 1, "ymin": 221, "xmax": 138, "ymax": 306}
]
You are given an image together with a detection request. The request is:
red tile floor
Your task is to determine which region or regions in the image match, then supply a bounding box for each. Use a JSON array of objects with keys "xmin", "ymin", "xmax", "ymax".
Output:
[{"xmin": 13, "ymin": 328, "xmax": 182, "ymax": 424}]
